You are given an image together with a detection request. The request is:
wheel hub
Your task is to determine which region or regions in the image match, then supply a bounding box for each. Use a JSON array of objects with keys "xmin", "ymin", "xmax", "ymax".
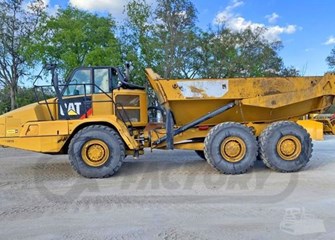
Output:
[
  {"xmin": 220, "ymin": 137, "xmax": 246, "ymax": 163},
  {"xmin": 276, "ymin": 135, "xmax": 302, "ymax": 161},
  {"xmin": 82, "ymin": 140, "xmax": 110, "ymax": 167}
]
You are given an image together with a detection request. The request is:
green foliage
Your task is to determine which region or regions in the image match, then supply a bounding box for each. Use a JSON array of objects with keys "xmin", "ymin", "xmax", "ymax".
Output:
[
  {"xmin": 29, "ymin": 6, "xmax": 122, "ymax": 77},
  {"xmin": 0, "ymin": 0, "xmax": 46, "ymax": 110},
  {"xmin": 154, "ymin": 0, "xmax": 199, "ymax": 78},
  {"xmin": 0, "ymin": 87, "xmax": 11, "ymax": 114},
  {"xmin": 196, "ymin": 27, "xmax": 288, "ymax": 78},
  {"xmin": 120, "ymin": 0, "xmax": 158, "ymax": 85},
  {"xmin": 0, "ymin": 86, "xmax": 53, "ymax": 114},
  {"xmin": 326, "ymin": 47, "xmax": 335, "ymax": 71}
]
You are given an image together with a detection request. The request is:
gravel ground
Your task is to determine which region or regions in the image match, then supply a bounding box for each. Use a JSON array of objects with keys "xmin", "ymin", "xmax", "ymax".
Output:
[{"xmin": 1, "ymin": 137, "xmax": 335, "ymax": 240}]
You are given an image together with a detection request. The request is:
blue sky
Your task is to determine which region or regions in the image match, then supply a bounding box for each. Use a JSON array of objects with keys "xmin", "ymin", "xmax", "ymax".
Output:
[{"xmin": 46, "ymin": 0, "xmax": 335, "ymax": 76}]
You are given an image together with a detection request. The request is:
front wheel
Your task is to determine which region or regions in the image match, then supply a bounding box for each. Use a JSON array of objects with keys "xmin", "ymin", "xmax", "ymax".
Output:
[
  {"xmin": 68, "ymin": 125, "xmax": 125, "ymax": 178},
  {"xmin": 204, "ymin": 122, "xmax": 258, "ymax": 174}
]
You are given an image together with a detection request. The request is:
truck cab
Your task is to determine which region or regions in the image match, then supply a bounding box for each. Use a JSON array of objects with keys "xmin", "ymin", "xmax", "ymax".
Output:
[
  {"xmin": 0, "ymin": 65, "xmax": 148, "ymax": 154},
  {"xmin": 57, "ymin": 66, "xmax": 148, "ymax": 127}
]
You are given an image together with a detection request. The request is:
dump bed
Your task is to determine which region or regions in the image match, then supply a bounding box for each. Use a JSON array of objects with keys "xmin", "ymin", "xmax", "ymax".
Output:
[{"xmin": 145, "ymin": 69, "xmax": 335, "ymax": 126}]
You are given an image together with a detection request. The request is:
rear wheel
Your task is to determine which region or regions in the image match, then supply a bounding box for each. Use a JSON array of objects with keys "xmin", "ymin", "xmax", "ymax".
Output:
[
  {"xmin": 259, "ymin": 121, "xmax": 313, "ymax": 172},
  {"xmin": 204, "ymin": 122, "xmax": 258, "ymax": 174},
  {"xmin": 68, "ymin": 125, "xmax": 125, "ymax": 178}
]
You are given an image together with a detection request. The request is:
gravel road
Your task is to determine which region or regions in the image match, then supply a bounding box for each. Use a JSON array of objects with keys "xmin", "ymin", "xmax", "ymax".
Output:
[{"xmin": 1, "ymin": 137, "xmax": 335, "ymax": 240}]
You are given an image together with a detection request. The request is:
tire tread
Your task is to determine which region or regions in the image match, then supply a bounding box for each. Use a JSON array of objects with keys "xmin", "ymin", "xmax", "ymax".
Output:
[
  {"xmin": 204, "ymin": 122, "xmax": 258, "ymax": 174},
  {"xmin": 68, "ymin": 125, "xmax": 125, "ymax": 178},
  {"xmin": 259, "ymin": 121, "xmax": 313, "ymax": 172}
]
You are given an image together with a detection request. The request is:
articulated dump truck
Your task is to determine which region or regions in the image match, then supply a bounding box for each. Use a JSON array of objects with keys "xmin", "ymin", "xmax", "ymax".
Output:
[{"xmin": 1, "ymin": 64, "xmax": 335, "ymax": 178}]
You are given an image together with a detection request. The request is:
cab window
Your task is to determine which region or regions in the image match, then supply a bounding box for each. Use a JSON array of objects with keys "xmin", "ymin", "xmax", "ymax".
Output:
[
  {"xmin": 111, "ymin": 68, "xmax": 119, "ymax": 89},
  {"xmin": 64, "ymin": 69, "xmax": 92, "ymax": 96},
  {"xmin": 94, "ymin": 68, "xmax": 109, "ymax": 93}
]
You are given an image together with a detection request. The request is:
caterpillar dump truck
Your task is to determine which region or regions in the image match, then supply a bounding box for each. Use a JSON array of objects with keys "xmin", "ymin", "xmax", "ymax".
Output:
[{"xmin": 0, "ymin": 64, "xmax": 335, "ymax": 178}]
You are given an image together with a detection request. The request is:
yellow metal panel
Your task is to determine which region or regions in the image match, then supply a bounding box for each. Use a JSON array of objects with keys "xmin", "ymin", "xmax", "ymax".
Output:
[
  {"xmin": 5, "ymin": 117, "xmax": 21, "ymax": 137},
  {"xmin": 20, "ymin": 121, "xmax": 69, "ymax": 137},
  {"xmin": 68, "ymin": 116, "xmax": 140, "ymax": 150},
  {"xmin": 113, "ymin": 89, "xmax": 148, "ymax": 127},
  {"xmin": 148, "ymin": 127, "xmax": 209, "ymax": 149},
  {"xmin": 297, "ymin": 120, "xmax": 324, "ymax": 141},
  {"xmin": 24, "ymin": 124, "xmax": 39, "ymax": 136},
  {"xmin": 92, "ymin": 93, "xmax": 114, "ymax": 116},
  {"xmin": 0, "ymin": 136, "xmax": 67, "ymax": 152},
  {"xmin": 39, "ymin": 121, "xmax": 68, "ymax": 136},
  {"xmin": 145, "ymin": 69, "xmax": 335, "ymax": 126},
  {"xmin": 145, "ymin": 68, "xmax": 169, "ymax": 105},
  {"xmin": 0, "ymin": 123, "xmax": 4, "ymax": 137},
  {"xmin": 174, "ymin": 142, "xmax": 204, "ymax": 151}
]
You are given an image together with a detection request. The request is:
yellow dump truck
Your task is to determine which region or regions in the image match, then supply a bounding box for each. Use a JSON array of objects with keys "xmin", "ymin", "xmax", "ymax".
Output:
[{"xmin": 0, "ymin": 64, "xmax": 334, "ymax": 178}]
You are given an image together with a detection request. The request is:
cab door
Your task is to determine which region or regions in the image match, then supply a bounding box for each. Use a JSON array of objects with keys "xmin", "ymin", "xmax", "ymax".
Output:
[
  {"xmin": 91, "ymin": 68, "xmax": 115, "ymax": 116},
  {"xmin": 59, "ymin": 68, "xmax": 93, "ymax": 120}
]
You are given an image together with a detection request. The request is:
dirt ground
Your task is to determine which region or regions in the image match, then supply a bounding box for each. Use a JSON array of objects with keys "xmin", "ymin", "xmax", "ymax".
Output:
[{"xmin": 1, "ymin": 137, "xmax": 335, "ymax": 240}]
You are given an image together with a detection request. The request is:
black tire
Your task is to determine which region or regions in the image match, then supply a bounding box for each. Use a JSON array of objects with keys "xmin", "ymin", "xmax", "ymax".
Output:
[
  {"xmin": 195, "ymin": 150, "xmax": 206, "ymax": 160},
  {"xmin": 204, "ymin": 122, "xmax": 258, "ymax": 174},
  {"xmin": 68, "ymin": 125, "xmax": 125, "ymax": 178},
  {"xmin": 259, "ymin": 121, "xmax": 313, "ymax": 172}
]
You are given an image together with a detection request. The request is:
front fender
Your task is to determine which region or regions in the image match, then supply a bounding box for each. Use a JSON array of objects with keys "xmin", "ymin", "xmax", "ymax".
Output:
[{"xmin": 69, "ymin": 116, "xmax": 140, "ymax": 150}]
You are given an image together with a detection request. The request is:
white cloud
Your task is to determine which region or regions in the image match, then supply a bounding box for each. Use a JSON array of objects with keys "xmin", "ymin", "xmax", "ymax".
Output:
[
  {"xmin": 266, "ymin": 12, "xmax": 279, "ymax": 24},
  {"xmin": 69, "ymin": 0, "xmax": 155, "ymax": 17},
  {"xmin": 214, "ymin": 1, "xmax": 298, "ymax": 42},
  {"xmin": 324, "ymin": 36, "xmax": 335, "ymax": 45},
  {"xmin": 214, "ymin": 0, "xmax": 243, "ymax": 23},
  {"xmin": 69, "ymin": 0, "xmax": 124, "ymax": 14}
]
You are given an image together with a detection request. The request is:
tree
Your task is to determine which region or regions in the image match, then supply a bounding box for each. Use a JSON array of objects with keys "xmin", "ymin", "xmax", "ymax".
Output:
[
  {"xmin": 0, "ymin": 86, "xmax": 10, "ymax": 114},
  {"xmin": 0, "ymin": 0, "xmax": 45, "ymax": 110},
  {"xmin": 30, "ymin": 6, "xmax": 122, "ymax": 77},
  {"xmin": 121, "ymin": 0, "xmax": 159, "ymax": 85},
  {"xmin": 121, "ymin": 0, "xmax": 201, "ymax": 106},
  {"xmin": 196, "ymin": 26, "xmax": 298, "ymax": 78},
  {"xmin": 0, "ymin": 86, "xmax": 52, "ymax": 114},
  {"xmin": 154, "ymin": 0, "xmax": 199, "ymax": 79},
  {"xmin": 122, "ymin": 0, "xmax": 201, "ymax": 81},
  {"xmin": 326, "ymin": 47, "xmax": 335, "ymax": 71},
  {"xmin": 195, "ymin": 28, "xmax": 240, "ymax": 78}
]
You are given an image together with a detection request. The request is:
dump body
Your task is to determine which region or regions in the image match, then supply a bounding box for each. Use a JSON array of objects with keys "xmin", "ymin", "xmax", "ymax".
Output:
[{"xmin": 146, "ymin": 69, "xmax": 335, "ymax": 126}]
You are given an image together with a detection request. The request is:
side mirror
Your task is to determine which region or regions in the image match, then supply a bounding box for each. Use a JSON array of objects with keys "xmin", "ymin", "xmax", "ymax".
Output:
[{"xmin": 124, "ymin": 62, "xmax": 133, "ymax": 82}]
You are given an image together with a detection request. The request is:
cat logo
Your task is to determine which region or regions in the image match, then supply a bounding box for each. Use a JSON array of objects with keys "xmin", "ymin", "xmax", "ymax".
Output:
[
  {"xmin": 68, "ymin": 109, "xmax": 79, "ymax": 116},
  {"xmin": 60, "ymin": 102, "xmax": 82, "ymax": 116}
]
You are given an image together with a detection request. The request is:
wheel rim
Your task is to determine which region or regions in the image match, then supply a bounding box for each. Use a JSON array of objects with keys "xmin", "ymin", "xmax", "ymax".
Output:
[
  {"xmin": 276, "ymin": 135, "xmax": 302, "ymax": 161},
  {"xmin": 220, "ymin": 137, "xmax": 246, "ymax": 163},
  {"xmin": 81, "ymin": 140, "xmax": 110, "ymax": 167}
]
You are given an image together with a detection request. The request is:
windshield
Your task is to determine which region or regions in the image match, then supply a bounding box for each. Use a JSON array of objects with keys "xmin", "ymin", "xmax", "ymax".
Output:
[{"xmin": 64, "ymin": 69, "xmax": 92, "ymax": 96}]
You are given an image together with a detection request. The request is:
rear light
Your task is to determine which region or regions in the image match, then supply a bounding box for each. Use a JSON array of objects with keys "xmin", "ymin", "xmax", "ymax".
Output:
[{"xmin": 198, "ymin": 125, "xmax": 209, "ymax": 131}]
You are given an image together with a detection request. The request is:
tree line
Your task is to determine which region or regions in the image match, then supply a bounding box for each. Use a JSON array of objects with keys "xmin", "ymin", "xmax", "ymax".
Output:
[{"xmin": 0, "ymin": 0, "xmax": 334, "ymax": 113}]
